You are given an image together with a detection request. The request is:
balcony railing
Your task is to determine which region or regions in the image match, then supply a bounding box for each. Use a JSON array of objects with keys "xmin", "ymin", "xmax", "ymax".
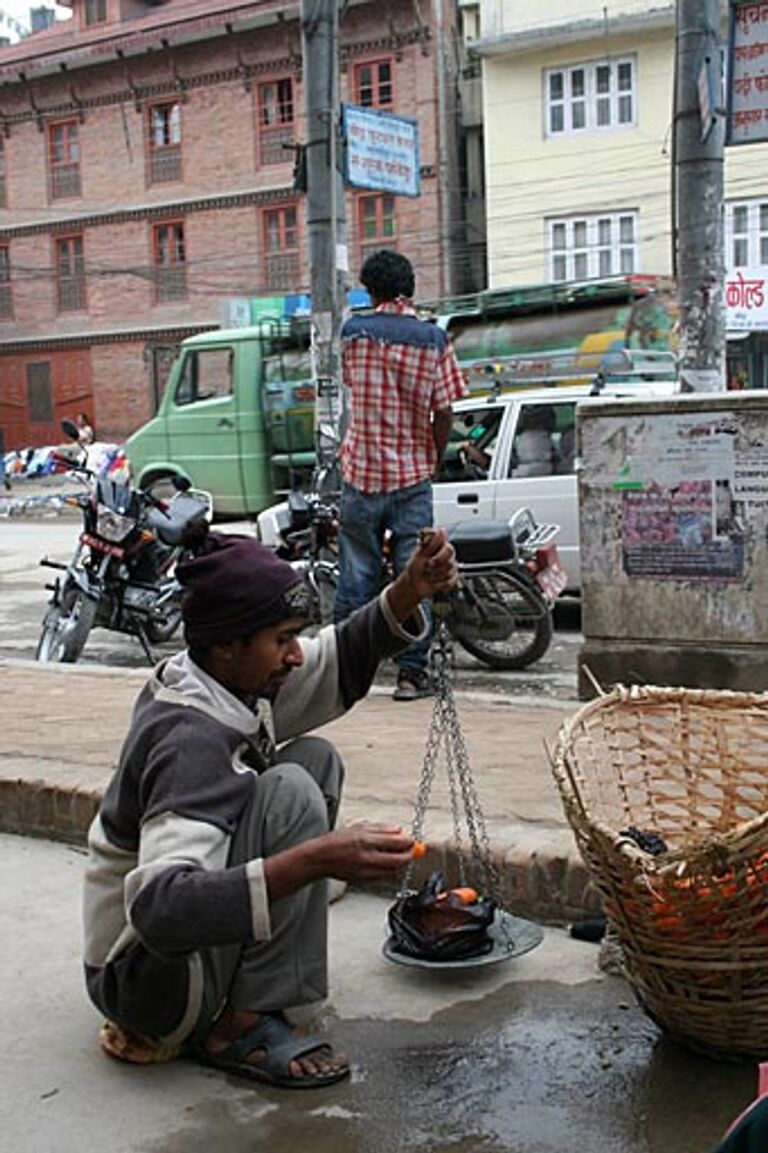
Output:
[
  {"xmin": 156, "ymin": 267, "xmax": 186, "ymax": 302},
  {"xmin": 57, "ymin": 276, "xmax": 86, "ymax": 312},
  {"xmin": 259, "ymin": 125, "xmax": 293, "ymax": 167},
  {"xmin": 149, "ymin": 146, "xmax": 182, "ymax": 184},
  {"xmin": 50, "ymin": 163, "xmax": 81, "ymax": 200},
  {"xmin": 265, "ymin": 251, "xmax": 298, "ymax": 290}
]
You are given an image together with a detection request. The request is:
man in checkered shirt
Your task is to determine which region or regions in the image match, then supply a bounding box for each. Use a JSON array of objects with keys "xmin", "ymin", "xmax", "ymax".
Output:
[{"xmin": 334, "ymin": 250, "xmax": 468, "ymax": 701}]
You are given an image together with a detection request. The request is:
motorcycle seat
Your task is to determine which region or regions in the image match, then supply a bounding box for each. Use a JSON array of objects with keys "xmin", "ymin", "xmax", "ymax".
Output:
[
  {"xmin": 147, "ymin": 494, "xmax": 207, "ymax": 546},
  {"xmin": 448, "ymin": 519, "xmax": 516, "ymax": 565}
]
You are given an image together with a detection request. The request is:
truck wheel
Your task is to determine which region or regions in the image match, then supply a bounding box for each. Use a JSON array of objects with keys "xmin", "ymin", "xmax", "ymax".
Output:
[
  {"xmin": 450, "ymin": 570, "xmax": 553, "ymax": 670},
  {"xmin": 36, "ymin": 584, "xmax": 98, "ymax": 663}
]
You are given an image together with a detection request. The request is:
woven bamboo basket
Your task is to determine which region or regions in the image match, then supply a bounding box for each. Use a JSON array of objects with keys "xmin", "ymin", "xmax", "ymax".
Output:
[{"xmin": 550, "ymin": 684, "xmax": 768, "ymax": 1061}]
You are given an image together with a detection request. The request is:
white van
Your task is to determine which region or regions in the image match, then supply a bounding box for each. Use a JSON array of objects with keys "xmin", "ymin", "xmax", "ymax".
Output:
[
  {"xmin": 257, "ymin": 379, "xmax": 677, "ymax": 591},
  {"xmin": 434, "ymin": 380, "xmax": 677, "ymax": 589}
]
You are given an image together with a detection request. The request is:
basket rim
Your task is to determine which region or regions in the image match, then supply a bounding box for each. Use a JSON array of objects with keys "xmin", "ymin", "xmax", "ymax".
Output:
[{"xmin": 548, "ymin": 682, "xmax": 768, "ymax": 876}]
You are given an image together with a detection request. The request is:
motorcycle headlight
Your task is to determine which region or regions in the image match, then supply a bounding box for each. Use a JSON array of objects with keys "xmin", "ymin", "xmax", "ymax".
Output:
[{"xmin": 96, "ymin": 503, "xmax": 135, "ymax": 543}]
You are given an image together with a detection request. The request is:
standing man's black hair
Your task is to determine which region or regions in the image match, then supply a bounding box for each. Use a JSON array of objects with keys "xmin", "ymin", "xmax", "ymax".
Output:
[{"xmin": 359, "ymin": 249, "xmax": 415, "ymax": 303}]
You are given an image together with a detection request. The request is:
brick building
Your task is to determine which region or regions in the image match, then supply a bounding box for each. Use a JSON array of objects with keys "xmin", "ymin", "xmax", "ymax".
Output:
[{"xmin": 0, "ymin": 0, "xmax": 462, "ymax": 448}]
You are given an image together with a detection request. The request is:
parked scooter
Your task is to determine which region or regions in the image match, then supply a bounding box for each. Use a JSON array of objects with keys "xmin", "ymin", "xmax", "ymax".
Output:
[
  {"xmin": 36, "ymin": 419, "xmax": 212, "ymax": 665},
  {"xmin": 446, "ymin": 508, "xmax": 567, "ymax": 670}
]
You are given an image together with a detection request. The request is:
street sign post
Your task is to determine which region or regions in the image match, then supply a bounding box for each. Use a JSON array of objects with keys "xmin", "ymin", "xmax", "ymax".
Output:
[
  {"xmin": 341, "ymin": 104, "xmax": 420, "ymax": 197},
  {"xmin": 726, "ymin": 1, "xmax": 768, "ymax": 145}
]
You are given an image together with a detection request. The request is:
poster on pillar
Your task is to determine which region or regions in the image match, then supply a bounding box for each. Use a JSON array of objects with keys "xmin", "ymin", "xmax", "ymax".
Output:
[
  {"xmin": 614, "ymin": 412, "xmax": 746, "ymax": 581},
  {"xmin": 727, "ymin": 2, "xmax": 768, "ymax": 145}
]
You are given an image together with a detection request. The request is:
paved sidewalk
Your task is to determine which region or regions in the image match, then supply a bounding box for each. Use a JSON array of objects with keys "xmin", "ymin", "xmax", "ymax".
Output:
[{"xmin": 0, "ymin": 658, "xmax": 597, "ymax": 922}]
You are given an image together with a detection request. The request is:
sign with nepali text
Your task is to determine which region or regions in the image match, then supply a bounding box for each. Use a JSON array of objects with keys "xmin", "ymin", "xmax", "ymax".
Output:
[
  {"xmin": 342, "ymin": 105, "xmax": 420, "ymax": 198},
  {"xmin": 726, "ymin": 266, "xmax": 768, "ymax": 329},
  {"xmin": 727, "ymin": 2, "xmax": 768, "ymax": 144}
]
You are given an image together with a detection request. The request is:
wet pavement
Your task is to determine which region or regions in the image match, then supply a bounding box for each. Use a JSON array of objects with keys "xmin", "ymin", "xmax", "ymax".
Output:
[{"xmin": 0, "ymin": 833, "xmax": 756, "ymax": 1153}]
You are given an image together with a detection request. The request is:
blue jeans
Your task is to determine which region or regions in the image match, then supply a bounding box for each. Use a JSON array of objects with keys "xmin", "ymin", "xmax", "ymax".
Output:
[{"xmin": 334, "ymin": 479, "xmax": 433, "ymax": 678}]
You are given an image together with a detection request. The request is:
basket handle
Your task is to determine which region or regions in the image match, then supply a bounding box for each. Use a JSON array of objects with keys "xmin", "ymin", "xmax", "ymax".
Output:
[{"xmin": 581, "ymin": 664, "xmax": 608, "ymax": 697}]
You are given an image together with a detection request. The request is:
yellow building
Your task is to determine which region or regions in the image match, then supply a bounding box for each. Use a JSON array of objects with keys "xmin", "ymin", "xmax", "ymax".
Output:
[{"xmin": 468, "ymin": 1, "xmax": 768, "ymax": 386}]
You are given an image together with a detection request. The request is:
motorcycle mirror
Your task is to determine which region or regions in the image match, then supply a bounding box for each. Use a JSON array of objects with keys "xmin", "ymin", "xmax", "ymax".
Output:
[{"xmin": 61, "ymin": 418, "xmax": 80, "ymax": 441}]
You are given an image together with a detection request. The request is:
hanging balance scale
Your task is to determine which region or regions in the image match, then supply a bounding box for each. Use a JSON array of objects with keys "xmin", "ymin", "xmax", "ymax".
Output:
[{"xmin": 382, "ymin": 586, "xmax": 544, "ymax": 970}]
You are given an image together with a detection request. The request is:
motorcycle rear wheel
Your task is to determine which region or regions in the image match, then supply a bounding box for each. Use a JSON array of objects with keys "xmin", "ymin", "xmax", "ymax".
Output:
[
  {"xmin": 451, "ymin": 570, "xmax": 553, "ymax": 671},
  {"xmin": 36, "ymin": 583, "xmax": 98, "ymax": 663}
]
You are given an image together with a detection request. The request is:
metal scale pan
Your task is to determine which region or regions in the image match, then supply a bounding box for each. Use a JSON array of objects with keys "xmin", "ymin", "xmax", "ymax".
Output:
[{"xmin": 382, "ymin": 909, "xmax": 544, "ymax": 970}]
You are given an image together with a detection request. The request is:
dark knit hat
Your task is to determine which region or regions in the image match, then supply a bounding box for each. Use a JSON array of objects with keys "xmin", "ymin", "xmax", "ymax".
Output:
[{"xmin": 176, "ymin": 528, "xmax": 310, "ymax": 649}]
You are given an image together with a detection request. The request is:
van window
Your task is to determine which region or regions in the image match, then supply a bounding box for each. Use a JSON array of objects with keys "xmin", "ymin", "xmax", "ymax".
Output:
[
  {"xmin": 509, "ymin": 402, "xmax": 576, "ymax": 478},
  {"xmin": 439, "ymin": 404, "xmax": 503, "ymax": 480},
  {"xmin": 174, "ymin": 349, "xmax": 233, "ymax": 406}
]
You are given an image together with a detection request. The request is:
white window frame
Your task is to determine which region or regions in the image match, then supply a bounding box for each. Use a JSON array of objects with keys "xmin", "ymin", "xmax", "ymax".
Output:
[
  {"xmin": 545, "ymin": 57, "xmax": 636, "ymax": 137},
  {"xmin": 548, "ymin": 212, "xmax": 639, "ymax": 283},
  {"xmin": 726, "ymin": 199, "xmax": 768, "ymax": 269}
]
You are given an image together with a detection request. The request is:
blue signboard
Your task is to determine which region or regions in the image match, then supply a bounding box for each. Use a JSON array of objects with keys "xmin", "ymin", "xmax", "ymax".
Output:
[{"xmin": 342, "ymin": 104, "xmax": 420, "ymax": 198}]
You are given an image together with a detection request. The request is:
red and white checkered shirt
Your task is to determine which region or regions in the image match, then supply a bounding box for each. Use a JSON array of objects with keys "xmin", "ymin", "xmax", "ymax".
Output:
[{"xmin": 340, "ymin": 300, "xmax": 468, "ymax": 493}]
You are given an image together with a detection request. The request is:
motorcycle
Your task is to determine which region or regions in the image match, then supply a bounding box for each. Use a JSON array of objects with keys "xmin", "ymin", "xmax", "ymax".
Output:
[
  {"xmin": 272, "ymin": 486, "xmax": 564, "ymax": 671},
  {"xmin": 36, "ymin": 419, "xmax": 212, "ymax": 665},
  {"xmin": 274, "ymin": 488, "xmax": 340, "ymax": 627},
  {"xmin": 445, "ymin": 508, "xmax": 567, "ymax": 670}
]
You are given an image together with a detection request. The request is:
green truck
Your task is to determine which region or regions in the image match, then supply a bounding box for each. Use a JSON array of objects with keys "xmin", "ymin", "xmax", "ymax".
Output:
[
  {"xmin": 126, "ymin": 276, "xmax": 677, "ymax": 519},
  {"xmin": 126, "ymin": 320, "xmax": 317, "ymax": 517}
]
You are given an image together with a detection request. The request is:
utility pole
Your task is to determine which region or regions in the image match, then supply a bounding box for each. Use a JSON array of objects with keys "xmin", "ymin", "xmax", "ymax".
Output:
[
  {"xmin": 301, "ymin": 0, "xmax": 347, "ymax": 475},
  {"xmin": 674, "ymin": 0, "xmax": 726, "ymax": 392}
]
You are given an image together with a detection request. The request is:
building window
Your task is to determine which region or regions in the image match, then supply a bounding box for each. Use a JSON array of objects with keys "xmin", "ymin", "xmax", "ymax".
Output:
[
  {"xmin": 546, "ymin": 58, "xmax": 635, "ymax": 136},
  {"xmin": 48, "ymin": 119, "xmax": 81, "ymax": 200},
  {"xmin": 257, "ymin": 78, "xmax": 294, "ymax": 166},
  {"xmin": 263, "ymin": 206, "xmax": 298, "ymax": 290},
  {"xmin": 726, "ymin": 199, "xmax": 768, "ymax": 267},
  {"xmin": 0, "ymin": 245, "xmax": 11, "ymax": 318},
  {"xmin": 0, "ymin": 137, "xmax": 6, "ymax": 209},
  {"xmin": 153, "ymin": 220, "xmax": 186, "ymax": 302},
  {"xmin": 358, "ymin": 194, "xmax": 396, "ymax": 265},
  {"xmin": 354, "ymin": 59, "xmax": 393, "ymax": 108},
  {"xmin": 85, "ymin": 0, "xmax": 107, "ymax": 25},
  {"xmin": 148, "ymin": 102, "xmax": 182, "ymax": 184},
  {"xmin": 548, "ymin": 212, "xmax": 638, "ymax": 282},
  {"xmin": 27, "ymin": 362, "xmax": 54, "ymax": 422},
  {"xmin": 56, "ymin": 234, "xmax": 86, "ymax": 311}
]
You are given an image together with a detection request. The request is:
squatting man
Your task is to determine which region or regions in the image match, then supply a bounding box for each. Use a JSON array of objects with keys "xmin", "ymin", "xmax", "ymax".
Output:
[{"xmin": 82, "ymin": 521, "xmax": 458, "ymax": 1088}]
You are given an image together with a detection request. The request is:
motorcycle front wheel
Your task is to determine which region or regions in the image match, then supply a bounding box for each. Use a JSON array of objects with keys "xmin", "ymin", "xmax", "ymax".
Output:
[
  {"xmin": 145, "ymin": 608, "xmax": 183, "ymax": 644},
  {"xmin": 311, "ymin": 560, "xmax": 338, "ymax": 628},
  {"xmin": 450, "ymin": 570, "xmax": 553, "ymax": 671},
  {"xmin": 36, "ymin": 582, "xmax": 98, "ymax": 663}
]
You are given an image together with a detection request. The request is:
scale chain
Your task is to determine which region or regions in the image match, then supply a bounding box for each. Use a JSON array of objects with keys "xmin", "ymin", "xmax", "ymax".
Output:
[{"xmin": 404, "ymin": 614, "xmax": 505, "ymax": 910}]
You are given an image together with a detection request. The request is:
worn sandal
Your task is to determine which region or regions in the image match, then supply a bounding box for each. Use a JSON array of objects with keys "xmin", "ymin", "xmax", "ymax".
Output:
[
  {"xmin": 196, "ymin": 1010, "xmax": 350, "ymax": 1089},
  {"xmin": 393, "ymin": 672, "xmax": 433, "ymax": 701},
  {"xmin": 99, "ymin": 1020, "xmax": 183, "ymax": 1065}
]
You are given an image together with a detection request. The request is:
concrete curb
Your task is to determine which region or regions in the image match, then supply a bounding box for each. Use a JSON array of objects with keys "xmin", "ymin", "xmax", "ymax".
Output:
[{"xmin": 0, "ymin": 660, "xmax": 600, "ymax": 925}]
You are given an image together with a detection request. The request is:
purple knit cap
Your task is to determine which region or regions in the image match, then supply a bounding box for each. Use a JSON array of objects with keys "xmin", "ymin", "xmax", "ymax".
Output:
[{"xmin": 176, "ymin": 532, "xmax": 310, "ymax": 648}]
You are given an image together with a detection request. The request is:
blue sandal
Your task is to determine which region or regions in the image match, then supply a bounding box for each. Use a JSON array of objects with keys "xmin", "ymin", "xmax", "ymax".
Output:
[{"xmin": 196, "ymin": 1010, "xmax": 350, "ymax": 1089}]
